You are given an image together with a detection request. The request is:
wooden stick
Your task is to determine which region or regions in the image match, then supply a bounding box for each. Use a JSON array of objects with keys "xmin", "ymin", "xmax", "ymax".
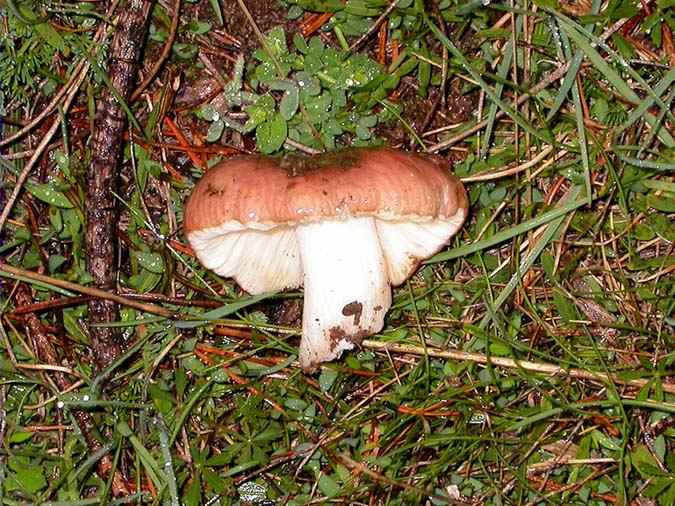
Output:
[
  {"xmin": 0, "ymin": 263, "xmax": 175, "ymax": 319},
  {"xmin": 85, "ymin": 0, "xmax": 153, "ymax": 366},
  {"xmin": 361, "ymin": 340, "xmax": 675, "ymax": 394}
]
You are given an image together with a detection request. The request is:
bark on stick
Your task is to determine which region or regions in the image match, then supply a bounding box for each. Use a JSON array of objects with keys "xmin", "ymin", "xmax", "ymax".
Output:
[{"xmin": 86, "ymin": 0, "xmax": 153, "ymax": 366}]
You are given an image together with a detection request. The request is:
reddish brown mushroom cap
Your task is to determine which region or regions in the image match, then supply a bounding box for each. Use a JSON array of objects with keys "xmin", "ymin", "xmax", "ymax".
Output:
[{"xmin": 184, "ymin": 147, "xmax": 467, "ymax": 232}]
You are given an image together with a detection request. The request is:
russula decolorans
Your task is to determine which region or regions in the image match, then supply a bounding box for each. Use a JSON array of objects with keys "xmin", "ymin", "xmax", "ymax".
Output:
[{"xmin": 184, "ymin": 147, "xmax": 468, "ymax": 371}]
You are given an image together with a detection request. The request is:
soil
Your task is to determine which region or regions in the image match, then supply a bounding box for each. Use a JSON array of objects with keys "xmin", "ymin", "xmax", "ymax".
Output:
[
  {"xmin": 374, "ymin": 76, "xmax": 477, "ymax": 162},
  {"xmin": 266, "ymin": 299, "xmax": 303, "ymax": 327},
  {"xmin": 218, "ymin": 0, "xmax": 298, "ymax": 55}
]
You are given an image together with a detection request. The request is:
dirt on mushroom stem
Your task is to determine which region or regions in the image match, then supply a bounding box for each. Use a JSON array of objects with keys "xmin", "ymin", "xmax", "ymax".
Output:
[{"xmin": 327, "ymin": 325, "xmax": 370, "ymax": 353}]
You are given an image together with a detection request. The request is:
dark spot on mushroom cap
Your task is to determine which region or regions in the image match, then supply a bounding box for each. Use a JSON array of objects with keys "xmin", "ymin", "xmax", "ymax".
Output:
[
  {"xmin": 341, "ymin": 300, "xmax": 363, "ymax": 326},
  {"xmin": 205, "ymin": 183, "xmax": 225, "ymax": 197},
  {"xmin": 279, "ymin": 149, "xmax": 362, "ymax": 177}
]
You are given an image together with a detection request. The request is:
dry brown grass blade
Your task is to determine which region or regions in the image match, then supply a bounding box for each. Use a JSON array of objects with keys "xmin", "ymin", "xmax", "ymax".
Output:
[
  {"xmin": 0, "ymin": 66, "xmax": 87, "ymax": 234},
  {"xmin": 130, "ymin": 0, "xmax": 181, "ymax": 102},
  {"xmin": 361, "ymin": 340, "xmax": 675, "ymax": 395},
  {"xmin": 0, "ymin": 263, "xmax": 175, "ymax": 319}
]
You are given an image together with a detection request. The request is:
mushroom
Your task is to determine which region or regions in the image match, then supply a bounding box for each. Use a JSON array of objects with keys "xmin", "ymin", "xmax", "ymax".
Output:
[{"xmin": 184, "ymin": 147, "xmax": 468, "ymax": 371}]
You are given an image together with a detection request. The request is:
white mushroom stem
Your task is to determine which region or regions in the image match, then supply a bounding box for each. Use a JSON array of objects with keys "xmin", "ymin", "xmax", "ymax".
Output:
[{"xmin": 295, "ymin": 217, "xmax": 391, "ymax": 371}]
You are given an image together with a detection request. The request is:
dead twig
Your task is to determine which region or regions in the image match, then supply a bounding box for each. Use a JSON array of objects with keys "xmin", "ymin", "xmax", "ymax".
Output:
[
  {"xmin": 0, "ymin": 60, "xmax": 87, "ymax": 149},
  {"xmin": 0, "ymin": 262, "xmax": 175, "ymax": 319},
  {"xmin": 0, "ymin": 66, "xmax": 87, "ymax": 234},
  {"xmin": 86, "ymin": 0, "xmax": 154, "ymax": 367},
  {"xmin": 427, "ymin": 63, "xmax": 571, "ymax": 153},
  {"xmin": 348, "ymin": 1, "xmax": 397, "ymax": 53},
  {"xmin": 428, "ymin": 17, "xmax": 628, "ymax": 153},
  {"xmin": 361, "ymin": 340, "xmax": 675, "ymax": 394},
  {"xmin": 0, "ymin": 0, "xmax": 118, "ymax": 149},
  {"xmin": 461, "ymin": 145, "xmax": 557, "ymax": 182}
]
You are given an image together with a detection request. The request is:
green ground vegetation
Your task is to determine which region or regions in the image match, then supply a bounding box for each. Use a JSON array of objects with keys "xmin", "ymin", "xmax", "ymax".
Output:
[{"xmin": 0, "ymin": 0, "xmax": 674, "ymax": 504}]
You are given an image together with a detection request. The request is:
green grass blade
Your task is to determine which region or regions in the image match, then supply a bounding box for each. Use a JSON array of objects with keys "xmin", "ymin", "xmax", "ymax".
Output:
[
  {"xmin": 559, "ymin": 25, "xmax": 591, "ymax": 204},
  {"xmin": 117, "ymin": 422, "xmax": 165, "ymax": 491},
  {"xmin": 480, "ymin": 15, "xmax": 522, "ymax": 159},
  {"xmin": 426, "ymin": 195, "xmax": 587, "ymax": 263},
  {"xmin": 554, "ymin": 14, "xmax": 675, "ymax": 147},
  {"xmin": 156, "ymin": 419, "xmax": 179, "ymax": 506},
  {"xmin": 545, "ymin": 0, "xmax": 601, "ymax": 121},
  {"xmin": 618, "ymin": 156, "xmax": 675, "ymax": 172},
  {"xmin": 170, "ymin": 380, "xmax": 214, "ymax": 444},
  {"xmin": 619, "ymin": 67, "xmax": 675, "ymax": 134},
  {"xmin": 545, "ymin": 51, "xmax": 582, "ymax": 122},
  {"xmin": 175, "ymin": 292, "xmax": 276, "ymax": 329},
  {"xmin": 479, "ymin": 186, "xmax": 583, "ymax": 329},
  {"xmin": 420, "ymin": 6, "xmax": 553, "ymax": 145}
]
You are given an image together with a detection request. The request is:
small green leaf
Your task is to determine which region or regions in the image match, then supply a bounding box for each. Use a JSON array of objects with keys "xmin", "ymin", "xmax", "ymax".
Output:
[
  {"xmin": 149, "ymin": 384, "xmax": 174, "ymax": 415},
  {"xmin": 319, "ymin": 368, "xmax": 338, "ymax": 392},
  {"xmin": 184, "ymin": 473, "xmax": 202, "ymax": 506},
  {"xmin": 253, "ymin": 425, "xmax": 283, "ymax": 443},
  {"xmin": 293, "ymin": 33, "xmax": 309, "ymax": 53},
  {"xmin": 223, "ymin": 460, "xmax": 260, "ymax": 477},
  {"xmin": 49, "ymin": 207, "xmax": 63, "ymax": 234},
  {"xmin": 175, "ymin": 368, "xmax": 187, "ymax": 400},
  {"xmin": 256, "ymin": 113, "xmax": 287, "ymax": 154},
  {"xmin": 128, "ymin": 270, "xmax": 161, "ymax": 293},
  {"xmin": 173, "ymin": 43, "xmax": 199, "ymax": 60},
  {"xmin": 244, "ymin": 95, "xmax": 275, "ymax": 131},
  {"xmin": 355, "ymin": 124, "xmax": 371, "ymax": 139},
  {"xmin": 280, "ymin": 86, "xmax": 300, "ymax": 120},
  {"xmin": 117, "ymin": 422, "xmax": 133, "ymax": 436},
  {"xmin": 63, "ymin": 307, "xmax": 88, "ymax": 344},
  {"xmin": 9, "ymin": 431, "xmax": 33, "ymax": 443},
  {"xmin": 632, "ymin": 444, "xmax": 668, "ymax": 478},
  {"xmin": 284, "ymin": 398, "xmax": 308, "ymax": 411},
  {"xmin": 647, "ymin": 194, "xmax": 675, "ymax": 212},
  {"xmin": 553, "ymin": 289, "xmax": 579, "ymax": 322},
  {"xmin": 643, "ymin": 477, "xmax": 675, "ymax": 499},
  {"xmin": 136, "ymin": 251, "xmax": 164, "ymax": 274},
  {"xmin": 12, "ymin": 464, "xmax": 47, "ymax": 494},
  {"xmin": 318, "ymin": 473, "xmax": 340, "ymax": 497},
  {"xmin": 202, "ymin": 467, "xmax": 226, "ymax": 494},
  {"xmin": 206, "ymin": 452, "xmax": 233, "ymax": 467},
  {"xmin": 206, "ymin": 119, "xmax": 225, "ymax": 142},
  {"xmin": 48, "ymin": 255, "xmax": 67, "ymax": 273},
  {"xmin": 26, "ymin": 183, "xmax": 73, "ymax": 208},
  {"xmin": 417, "ymin": 45, "xmax": 431, "ymax": 97},
  {"xmin": 34, "ymin": 21, "xmax": 65, "ymax": 52},
  {"xmin": 54, "ymin": 151, "xmax": 71, "ymax": 179},
  {"xmin": 186, "ymin": 20, "xmax": 212, "ymax": 34}
]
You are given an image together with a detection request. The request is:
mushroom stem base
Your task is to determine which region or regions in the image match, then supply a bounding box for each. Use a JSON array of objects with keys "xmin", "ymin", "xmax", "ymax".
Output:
[{"xmin": 296, "ymin": 217, "xmax": 391, "ymax": 371}]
